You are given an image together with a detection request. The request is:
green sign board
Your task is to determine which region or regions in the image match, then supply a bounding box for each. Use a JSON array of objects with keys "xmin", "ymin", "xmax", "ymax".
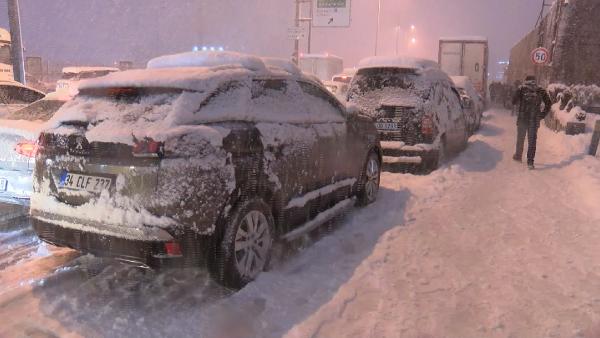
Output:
[{"xmin": 317, "ymin": 0, "xmax": 346, "ymax": 9}]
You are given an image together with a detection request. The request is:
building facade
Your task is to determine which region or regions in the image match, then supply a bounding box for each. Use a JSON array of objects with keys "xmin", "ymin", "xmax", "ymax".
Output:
[{"xmin": 507, "ymin": 0, "xmax": 600, "ymax": 87}]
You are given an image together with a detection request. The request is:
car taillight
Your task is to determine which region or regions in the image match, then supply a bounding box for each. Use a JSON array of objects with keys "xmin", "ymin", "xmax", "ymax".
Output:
[
  {"xmin": 421, "ymin": 114, "xmax": 434, "ymax": 136},
  {"xmin": 15, "ymin": 140, "xmax": 38, "ymax": 158},
  {"xmin": 132, "ymin": 137, "xmax": 164, "ymax": 158},
  {"xmin": 164, "ymin": 242, "xmax": 182, "ymax": 256}
]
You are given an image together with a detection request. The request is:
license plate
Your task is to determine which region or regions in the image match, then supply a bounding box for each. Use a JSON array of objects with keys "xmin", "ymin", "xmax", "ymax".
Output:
[
  {"xmin": 59, "ymin": 172, "xmax": 112, "ymax": 193},
  {"xmin": 375, "ymin": 122, "xmax": 399, "ymax": 130},
  {"xmin": 0, "ymin": 178, "xmax": 6, "ymax": 192}
]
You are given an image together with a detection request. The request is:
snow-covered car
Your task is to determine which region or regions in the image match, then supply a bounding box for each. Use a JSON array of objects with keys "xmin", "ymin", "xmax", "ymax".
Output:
[
  {"xmin": 0, "ymin": 80, "xmax": 46, "ymax": 118},
  {"xmin": 324, "ymin": 69, "xmax": 357, "ymax": 98},
  {"xmin": 451, "ymin": 76, "xmax": 484, "ymax": 134},
  {"xmin": 332, "ymin": 71, "xmax": 355, "ymax": 84},
  {"xmin": 347, "ymin": 56, "xmax": 468, "ymax": 172},
  {"xmin": 30, "ymin": 51, "xmax": 382, "ymax": 288},
  {"xmin": 0, "ymin": 94, "xmax": 69, "ymax": 204}
]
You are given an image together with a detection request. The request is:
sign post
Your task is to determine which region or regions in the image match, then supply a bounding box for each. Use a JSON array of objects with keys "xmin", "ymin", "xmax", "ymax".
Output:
[
  {"xmin": 313, "ymin": 0, "xmax": 351, "ymax": 27},
  {"xmin": 589, "ymin": 120, "xmax": 600, "ymax": 156},
  {"xmin": 287, "ymin": 26, "xmax": 307, "ymax": 40}
]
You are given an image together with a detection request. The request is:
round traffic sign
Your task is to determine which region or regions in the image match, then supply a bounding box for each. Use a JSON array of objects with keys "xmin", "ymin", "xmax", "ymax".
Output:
[{"xmin": 531, "ymin": 47, "xmax": 550, "ymax": 65}]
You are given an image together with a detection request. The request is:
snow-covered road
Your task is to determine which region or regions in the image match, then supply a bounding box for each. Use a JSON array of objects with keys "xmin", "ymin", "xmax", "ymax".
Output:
[{"xmin": 1, "ymin": 109, "xmax": 600, "ymax": 338}]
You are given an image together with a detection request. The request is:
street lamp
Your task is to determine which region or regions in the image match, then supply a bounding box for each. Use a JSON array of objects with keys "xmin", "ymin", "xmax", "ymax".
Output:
[
  {"xmin": 375, "ymin": 0, "xmax": 382, "ymax": 56},
  {"xmin": 395, "ymin": 26, "xmax": 401, "ymax": 56}
]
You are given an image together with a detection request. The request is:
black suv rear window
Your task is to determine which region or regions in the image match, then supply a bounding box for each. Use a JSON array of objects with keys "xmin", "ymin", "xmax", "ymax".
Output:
[{"xmin": 349, "ymin": 68, "xmax": 419, "ymax": 98}]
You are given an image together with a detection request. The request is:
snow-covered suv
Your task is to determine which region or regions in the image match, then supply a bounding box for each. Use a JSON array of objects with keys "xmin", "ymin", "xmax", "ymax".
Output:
[
  {"xmin": 348, "ymin": 56, "xmax": 468, "ymax": 172},
  {"xmin": 30, "ymin": 51, "xmax": 381, "ymax": 288}
]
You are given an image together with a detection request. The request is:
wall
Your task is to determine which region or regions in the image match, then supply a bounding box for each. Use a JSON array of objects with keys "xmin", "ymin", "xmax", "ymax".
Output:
[{"xmin": 507, "ymin": 0, "xmax": 600, "ymax": 87}]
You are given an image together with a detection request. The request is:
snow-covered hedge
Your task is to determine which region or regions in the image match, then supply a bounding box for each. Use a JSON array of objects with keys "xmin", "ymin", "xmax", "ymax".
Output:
[{"xmin": 546, "ymin": 84, "xmax": 600, "ymax": 133}]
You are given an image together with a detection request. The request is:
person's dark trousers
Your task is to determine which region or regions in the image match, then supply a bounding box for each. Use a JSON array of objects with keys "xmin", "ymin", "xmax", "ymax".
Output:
[{"xmin": 515, "ymin": 121, "xmax": 539, "ymax": 165}]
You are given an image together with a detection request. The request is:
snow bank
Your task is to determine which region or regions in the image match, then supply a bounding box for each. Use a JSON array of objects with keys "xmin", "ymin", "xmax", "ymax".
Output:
[
  {"xmin": 357, "ymin": 56, "xmax": 439, "ymax": 70},
  {"xmin": 147, "ymin": 51, "xmax": 267, "ymax": 72},
  {"xmin": 552, "ymin": 103, "xmax": 586, "ymax": 125}
]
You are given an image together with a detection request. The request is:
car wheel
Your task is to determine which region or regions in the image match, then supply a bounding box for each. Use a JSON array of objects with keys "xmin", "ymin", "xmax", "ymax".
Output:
[
  {"xmin": 357, "ymin": 152, "xmax": 381, "ymax": 206},
  {"xmin": 212, "ymin": 198, "xmax": 274, "ymax": 289},
  {"xmin": 432, "ymin": 135, "xmax": 447, "ymax": 171}
]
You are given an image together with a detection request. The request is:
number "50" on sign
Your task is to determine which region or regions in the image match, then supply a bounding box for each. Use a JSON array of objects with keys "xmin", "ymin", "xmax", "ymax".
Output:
[{"xmin": 531, "ymin": 47, "xmax": 550, "ymax": 65}]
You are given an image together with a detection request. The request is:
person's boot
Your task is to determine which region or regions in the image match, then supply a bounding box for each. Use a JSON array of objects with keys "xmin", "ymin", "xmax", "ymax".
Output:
[
  {"xmin": 528, "ymin": 162, "xmax": 535, "ymax": 170},
  {"xmin": 513, "ymin": 154, "xmax": 522, "ymax": 163}
]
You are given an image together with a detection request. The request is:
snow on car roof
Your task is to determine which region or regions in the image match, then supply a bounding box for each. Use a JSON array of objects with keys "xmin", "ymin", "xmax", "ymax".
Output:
[
  {"xmin": 357, "ymin": 56, "xmax": 439, "ymax": 71},
  {"xmin": 262, "ymin": 57, "xmax": 302, "ymax": 76},
  {"xmin": 62, "ymin": 66, "xmax": 120, "ymax": 74},
  {"xmin": 0, "ymin": 80, "xmax": 45, "ymax": 95},
  {"xmin": 80, "ymin": 51, "xmax": 320, "ymax": 93},
  {"xmin": 147, "ymin": 51, "xmax": 267, "ymax": 72},
  {"xmin": 439, "ymin": 36, "xmax": 488, "ymax": 42},
  {"xmin": 77, "ymin": 67, "xmax": 254, "ymax": 93}
]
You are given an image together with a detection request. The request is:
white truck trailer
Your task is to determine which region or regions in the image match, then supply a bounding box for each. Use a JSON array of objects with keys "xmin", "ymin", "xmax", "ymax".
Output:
[
  {"xmin": 298, "ymin": 53, "xmax": 344, "ymax": 82},
  {"xmin": 438, "ymin": 36, "xmax": 489, "ymax": 99}
]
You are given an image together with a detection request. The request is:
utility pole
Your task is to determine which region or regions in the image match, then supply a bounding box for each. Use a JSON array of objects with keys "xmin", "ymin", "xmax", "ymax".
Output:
[
  {"xmin": 293, "ymin": 0, "xmax": 300, "ymax": 65},
  {"xmin": 292, "ymin": 0, "xmax": 313, "ymax": 65},
  {"xmin": 7, "ymin": 0, "xmax": 25, "ymax": 84},
  {"xmin": 374, "ymin": 0, "xmax": 382, "ymax": 56}
]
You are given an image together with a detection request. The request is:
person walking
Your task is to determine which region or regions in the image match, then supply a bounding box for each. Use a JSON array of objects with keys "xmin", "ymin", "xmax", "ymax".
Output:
[
  {"xmin": 512, "ymin": 76, "xmax": 552, "ymax": 170},
  {"xmin": 510, "ymin": 80, "xmax": 522, "ymax": 116}
]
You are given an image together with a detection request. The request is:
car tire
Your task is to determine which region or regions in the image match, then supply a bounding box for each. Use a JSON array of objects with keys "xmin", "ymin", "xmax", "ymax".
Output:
[
  {"xmin": 431, "ymin": 135, "xmax": 447, "ymax": 171},
  {"xmin": 211, "ymin": 198, "xmax": 274, "ymax": 289},
  {"xmin": 356, "ymin": 152, "xmax": 381, "ymax": 206}
]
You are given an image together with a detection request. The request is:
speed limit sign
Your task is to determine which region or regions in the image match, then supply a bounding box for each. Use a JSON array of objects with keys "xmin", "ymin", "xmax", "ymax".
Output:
[{"xmin": 531, "ymin": 47, "xmax": 550, "ymax": 65}]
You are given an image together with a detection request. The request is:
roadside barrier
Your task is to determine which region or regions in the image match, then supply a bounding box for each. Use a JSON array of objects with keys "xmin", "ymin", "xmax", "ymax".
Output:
[{"xmin": 590, "ymin": 120, "xmax": 600, "ymax": 156}]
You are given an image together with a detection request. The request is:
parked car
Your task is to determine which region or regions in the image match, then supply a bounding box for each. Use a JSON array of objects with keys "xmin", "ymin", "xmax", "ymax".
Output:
[
  {"xmin": 31, "ymin": 51, "xmax": 382, "ymax": 288},
  {"xmin": 325, "ymin": 68, "xmax": 357, "ymax": 98},
  {"xmin": 0, "ymin": 93, "xmax": 69, "ymax": 204},
  {"xmin": 451, "ymin": 76, "xmax": 484, "ymax": 134},
  {"xmin": 347, "ymin": 56, "xmax": 468, "ymax": 172},
  {"xmin": 0, "ymin": 80, "xmax": 45, "ymax": 118},
  {"xmin": 332, "ymin": 68, "xmax": 356, "ymax": 85}
]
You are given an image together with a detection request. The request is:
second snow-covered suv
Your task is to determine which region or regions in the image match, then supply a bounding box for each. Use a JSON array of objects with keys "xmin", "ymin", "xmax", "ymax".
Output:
[
  {"xmin": 348, "ymin": 56, "xmax": 468, "ymax": 172},
  {"xmin": 31, "ymin": 51, "xmax": 381, "ymax": 288}
]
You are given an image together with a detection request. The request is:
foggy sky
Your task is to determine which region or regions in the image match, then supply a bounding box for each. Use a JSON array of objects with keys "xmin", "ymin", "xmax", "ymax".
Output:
[{"xmin": 0, "ymin": 0, "xmax": 542, "ymax": 76}]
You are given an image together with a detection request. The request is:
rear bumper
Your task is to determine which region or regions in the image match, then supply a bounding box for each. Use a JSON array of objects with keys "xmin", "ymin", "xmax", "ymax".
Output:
[
  {"xmin": 0, "ymin": 168, "xmax": 32, "ymax": 204},
  {"xmin": 381, "ymin": 142, "xmax": 438, "ymax": 169},
  {"xmin": 31, "ymin": 216, "xmax": 189, "ymax": 268}
]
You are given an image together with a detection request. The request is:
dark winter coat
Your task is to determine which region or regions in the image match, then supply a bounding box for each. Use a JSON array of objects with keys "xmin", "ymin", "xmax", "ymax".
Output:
[{"xmin": 512, "ymin": 84, "xmax": 552, "ymax": 126}]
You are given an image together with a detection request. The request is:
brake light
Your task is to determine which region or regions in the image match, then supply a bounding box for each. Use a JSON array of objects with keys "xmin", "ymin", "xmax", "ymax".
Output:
[
  {"xmin": 164, "ymin": 242, "xmax": 182, "ymax": 256},
  {"xmin": 15, "ymin": 140, "xmax": 38, "ymax": 158},
  {"xmin": 132, "ymin": 137, "xmax": 164, "ymax": 158},
  {"xmin": 421, "ymin": 115, "xmax": 434, "ymax": 136}
]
